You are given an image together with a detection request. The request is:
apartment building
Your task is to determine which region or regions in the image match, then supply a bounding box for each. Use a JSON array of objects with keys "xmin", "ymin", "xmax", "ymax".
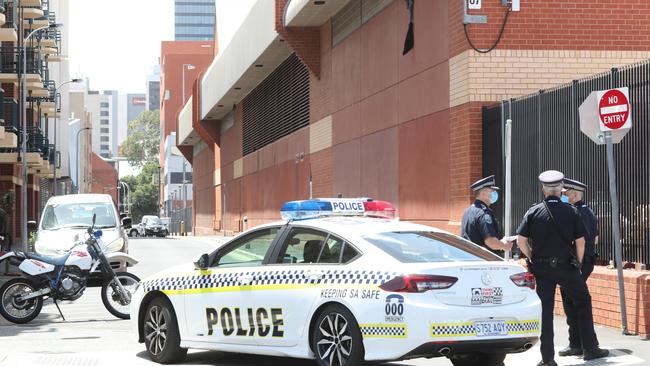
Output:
[{"xmin": 174, "ymin": 0, "xmax": 215, "ymax": 41}]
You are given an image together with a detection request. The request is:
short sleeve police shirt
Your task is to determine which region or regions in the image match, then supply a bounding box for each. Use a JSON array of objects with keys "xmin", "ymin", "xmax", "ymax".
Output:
[
  {"xmin": 461, "ymin": 200, "xmax": 502, "ymax": 247},
  {"xmin": 516, "ymin": 197, "xmax": 586, "ymax": 259}
]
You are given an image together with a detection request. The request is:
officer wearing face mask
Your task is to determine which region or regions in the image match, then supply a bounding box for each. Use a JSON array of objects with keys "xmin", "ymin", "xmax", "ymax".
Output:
[{"xmin": 461, "ymin": 175, "xmax": 513, "ymax": 255}]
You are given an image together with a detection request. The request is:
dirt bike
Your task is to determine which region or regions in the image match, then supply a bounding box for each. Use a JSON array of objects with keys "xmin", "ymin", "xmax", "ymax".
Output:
[{"xmin": 0, "ymin": 214, "xmax": 140, "ymax": 324}]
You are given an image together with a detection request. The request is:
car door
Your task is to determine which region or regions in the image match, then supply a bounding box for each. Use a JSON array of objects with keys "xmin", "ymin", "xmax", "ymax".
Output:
[
  {"xmin": 183, "ymin": 226, "xmax": 282, "ymax": 346},
  {"xmin": 253, "ymin": 226, "xmax": 341, "ymax": 347}
]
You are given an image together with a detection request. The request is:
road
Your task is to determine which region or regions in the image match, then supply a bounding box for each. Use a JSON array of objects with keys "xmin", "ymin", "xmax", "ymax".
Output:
[{"xmin": 0, "ymin": 237, "xmax": 647, "ymax": 366}]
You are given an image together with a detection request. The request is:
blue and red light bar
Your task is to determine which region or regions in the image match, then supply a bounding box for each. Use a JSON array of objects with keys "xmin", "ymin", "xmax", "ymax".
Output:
[{"xmin": 280, "ymin": 198, "xmax": 396, "ymax": 221}]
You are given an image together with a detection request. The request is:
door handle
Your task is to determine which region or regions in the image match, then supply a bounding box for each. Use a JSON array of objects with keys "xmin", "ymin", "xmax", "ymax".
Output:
[
  {"xmin": 238, "ymin": 275, "xmax": 254, "ymax": 285},
  {"xmin": 305, "ymin": 271, "xmax": 323, "ymax": 281}
]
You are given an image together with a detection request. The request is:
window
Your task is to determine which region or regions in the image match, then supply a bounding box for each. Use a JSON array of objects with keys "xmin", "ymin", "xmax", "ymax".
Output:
[
  {"xmin": 362, "ymin": 232, "xmax": 502, "ymax": 263},
  {"xmin": 41, "ymin": 202, "xmax": 117, "ymax": 230},
  {"xmin": 214, "ymin": 228, "xmax": 279, "ymax": 267},
  {"xmin": 100, "ymin": 128, "xmax": 109, "ymax": 133},
  {"xmin": 101, "ymin": 119, "xmax": 109, "ymax": 125},
  {"xmin": 276, "ymin": 228, "xmax": 359, "ymax": 264},
  {"xmin": 100, "ymin": 102, "xmax": 109, "ymax": 108},
  {"xmin": 100, "ymin": 111, "xmax": 109, "ymax": 117},
  {"xmin": 100, "ymin": 136, "xmax": 109, "ymax": 142},
  {"xmin": 100, "ymin": 145, "xmax": 110, "ymax": 151}
]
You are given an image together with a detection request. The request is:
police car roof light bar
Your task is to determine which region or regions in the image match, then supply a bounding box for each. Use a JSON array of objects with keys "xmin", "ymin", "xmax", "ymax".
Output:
[{"xmin": 280, "ymin": 198, "xmax": 397, "ymax": 221}]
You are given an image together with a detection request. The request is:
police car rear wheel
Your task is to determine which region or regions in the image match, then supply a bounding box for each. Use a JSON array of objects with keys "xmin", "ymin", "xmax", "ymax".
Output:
[
  {"xmin": 144, "ymin": 297, "xmax": 187, "ymax": 364},
  {"xmin": 450, "ymin": 353, "xmax": 506, "ymax": 366},
  {"xmin": 312, "ymin": 305, "xmax": 364, "ymax": 366}
]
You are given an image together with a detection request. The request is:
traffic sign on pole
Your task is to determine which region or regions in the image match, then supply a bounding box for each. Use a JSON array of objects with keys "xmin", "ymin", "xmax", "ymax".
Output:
[
  {"xmin": 598, "ymin": 87, "xmax": 632, "ymax": 131},
  {"xmin": 579, "ymin": 85, "xmax": 633, "ymax": 335}
]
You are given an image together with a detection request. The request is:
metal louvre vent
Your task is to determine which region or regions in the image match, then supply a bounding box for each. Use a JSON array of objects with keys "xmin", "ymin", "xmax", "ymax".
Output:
[{"xmin": 242, "ymin": 54, "xmax": 309, "ymax": 156}]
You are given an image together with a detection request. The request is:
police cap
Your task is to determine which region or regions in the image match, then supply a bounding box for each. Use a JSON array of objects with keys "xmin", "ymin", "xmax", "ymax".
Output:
[
  {"xmin": 563, "ymin": 178, "xmax": 587, "ymax": 192},
  {"xmin": 538, "ymin": 170, "xmax": 564, "ymax": 187},
  {"xmin": 470, "ymin": 175, "xmax": 500, "ymax": 192}
]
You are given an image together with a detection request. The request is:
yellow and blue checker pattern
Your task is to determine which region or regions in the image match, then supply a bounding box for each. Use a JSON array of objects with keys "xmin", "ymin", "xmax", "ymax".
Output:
[
  {"xmin": 430, "ymin": 320, "xmax": 540, "ymax": 338},
  {"xmin": 142, "ymin": 269, "xmax": 400, "ymax": 294},
  {"xmin": 360, "ymin": 324, "xmax": 408, "ymax": 339}
]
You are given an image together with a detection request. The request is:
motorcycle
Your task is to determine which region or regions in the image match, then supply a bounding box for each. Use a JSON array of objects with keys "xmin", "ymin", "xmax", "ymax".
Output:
[{"xmin": 0, "ymin": 214, "xmax": 140, "ymax": 324}]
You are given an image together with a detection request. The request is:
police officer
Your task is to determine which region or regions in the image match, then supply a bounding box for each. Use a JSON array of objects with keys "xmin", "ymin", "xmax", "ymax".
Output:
[
  {"xmin": 558, "ymin": 178, "xmax": 600, "ymax": 356},
  {"xmin": 461, "ymin": 175, "xmax": 512, "ymax": 254},
  {"xmin": 515, "ymin": 170, "xmax": 608, "ymax": 366}
]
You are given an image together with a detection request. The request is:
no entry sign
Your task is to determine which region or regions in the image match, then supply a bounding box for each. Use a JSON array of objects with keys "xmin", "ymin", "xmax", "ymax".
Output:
[{"xmin": 597, "ymin": 87, "xmax": 632, "ymax": 131}]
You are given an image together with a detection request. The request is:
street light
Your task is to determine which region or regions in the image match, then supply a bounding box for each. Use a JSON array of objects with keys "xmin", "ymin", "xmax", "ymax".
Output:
[
  {"xmin": 51, "ymin": 78, "xmax": 82, "ymax": 196},
  {"xmin": 21, "ymin": 22, "xmax": 62, "ymax": 248},
  {"xmin": 180, "ymin": 63, "xmax": 195, "ymax": 234},
  {"xmin": 181, "ymin": 64, "xmax": 195, "ymax": 103},
  {"xmin": 75, "ymin": 127, "xmax": 91, "ymax": 193}
]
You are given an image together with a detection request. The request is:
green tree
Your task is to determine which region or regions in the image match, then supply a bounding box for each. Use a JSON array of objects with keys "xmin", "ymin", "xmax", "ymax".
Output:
[
  {"xmin": 122, "ymin": 110, "xmax": 160, "ymax": 168},
  {"xmin": 122, "ymin": 162, "xmax": 160, "ymax": 223}
]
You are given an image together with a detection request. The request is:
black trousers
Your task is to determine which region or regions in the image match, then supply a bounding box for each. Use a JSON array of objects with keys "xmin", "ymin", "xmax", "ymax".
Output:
[
  {"xmin": 532, "ymin": 262, "xmax": 598, "ymax": 362},
  {"xmin": 560, "ymin": 258, "xmax": 598, "ymax": 348}
]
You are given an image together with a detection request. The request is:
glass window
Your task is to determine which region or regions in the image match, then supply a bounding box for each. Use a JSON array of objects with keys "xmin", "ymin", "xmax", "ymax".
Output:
[
  {"xmin": 100, "ymin": 128, "xmax": 109, "ymax": 133},
  {"xmin": 318, "ymin": 235, "xmax": 344, "ymax": 264},
  {"xmin": 101, "ymin": 119, "xmax": 109, "ymax": 125},
  {"xmin": 341, "ymin": 243, "xmax": 360, "ymax": 263},
  {"xmin": 215, "ymin": 228, "xmax": 279, "ymax": 268},
  {"xmin": 363, "ymin": 232, "xmax": 502, "ymax": 263},
  {"xmin": 100, "ymin": 136, "xmax": 109, "ymax": 142},
  {"xmin": 41, "ymin": 202, "xmax": 117, "ymax": 230},
  {"xmin": 100, "ymin": 145, "xmax": 109, "ymax": 151},
  {"xmin": 100, "ymin": 102, "xmax": 109, "ymax": 108},
  {"xmin": 276, "ymin": 228, "xmax": 328, "ymax": 264},
  {"xmin": 100, "ymin": 111, "xmax": 109, "ymax": 116}
]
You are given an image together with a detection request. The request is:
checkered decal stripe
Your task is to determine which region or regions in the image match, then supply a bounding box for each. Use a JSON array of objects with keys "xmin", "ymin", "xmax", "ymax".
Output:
[
  {"xmin": 431, "ymin": 320, "xmax": 540, "ymax": 338},
  {"xmin": 360, "ymin": 324, "xmax": 408, "ymax": 339},
  {"xmin": 142, "ymin": 270, "xmax": 399, "ymax": 293}
]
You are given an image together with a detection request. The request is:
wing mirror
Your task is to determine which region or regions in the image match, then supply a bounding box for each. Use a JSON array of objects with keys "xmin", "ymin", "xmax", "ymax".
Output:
[
  {"xmin": 194, "ymin": 253, "xmax": 210, "ymax": 270},
  {"xmin": 121, "ymin": 217, "xmax": 132, "ymax": 228}
]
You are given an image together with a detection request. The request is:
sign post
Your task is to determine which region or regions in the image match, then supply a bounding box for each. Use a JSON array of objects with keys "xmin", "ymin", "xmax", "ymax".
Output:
[{"xmin": 579, "ymin": 86, "xmax": 632, "ymax": 335}]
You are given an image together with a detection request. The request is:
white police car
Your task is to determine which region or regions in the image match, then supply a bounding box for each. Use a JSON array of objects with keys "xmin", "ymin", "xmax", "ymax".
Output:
[{"xmin": 131, "ymin": 199, "xmax": 541, "ymax": 366}]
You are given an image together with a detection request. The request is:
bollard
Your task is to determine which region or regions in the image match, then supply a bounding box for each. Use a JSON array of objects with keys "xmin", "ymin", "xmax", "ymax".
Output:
[{"xmin": 180, "ymin": 221, "xmax": 186, "ymax": 236}]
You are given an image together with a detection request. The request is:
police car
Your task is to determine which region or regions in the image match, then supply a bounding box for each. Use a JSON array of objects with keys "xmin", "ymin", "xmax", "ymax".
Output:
[{"xmin": 131, "ymin": 199, "xmax": 541, "ymax": 366}]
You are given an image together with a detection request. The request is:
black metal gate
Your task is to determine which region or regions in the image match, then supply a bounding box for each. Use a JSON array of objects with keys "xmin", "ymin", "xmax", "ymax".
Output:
[{"xmin": 484, "ymin": 62, "xmax": 650, "ymax": 265}]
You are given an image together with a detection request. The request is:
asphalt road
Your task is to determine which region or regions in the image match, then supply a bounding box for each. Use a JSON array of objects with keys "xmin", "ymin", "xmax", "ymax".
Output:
[{"xmin": 0, "ymin": 237, "xmax": 647, "ymax": 366}]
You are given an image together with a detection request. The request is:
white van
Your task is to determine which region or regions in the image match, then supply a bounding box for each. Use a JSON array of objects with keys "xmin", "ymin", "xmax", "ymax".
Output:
[{"xmin": 36, "ymin": 194, "xmax": 130, "ymax": 274}]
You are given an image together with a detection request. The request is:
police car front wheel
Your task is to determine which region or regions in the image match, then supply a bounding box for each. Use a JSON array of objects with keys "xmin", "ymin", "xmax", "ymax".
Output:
[
  {"xmin": 311, "ymin": 304, "xmax": 364, "ymax": 366},
  {"xmin": 144, "ymin": 297, "xmax": 187, "ymax": 364},
  {"xmin": 450, "ymin": 353, "xmax": 506, "ymax": 366}
]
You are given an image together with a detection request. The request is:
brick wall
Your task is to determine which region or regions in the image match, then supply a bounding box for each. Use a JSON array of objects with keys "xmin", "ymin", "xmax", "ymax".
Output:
[
  {"xmin": 275, "ymin": 0, "xmax": 321, "ymax": 78},
  {"xmin": 192, "ymin": 143, "xmax": 216, "ymax": 236},
  {"xmin": 448, "ymin": 102, "xmax": 485, "ymax": 228},
  {"xmin": 554, "ymin": 267, "xmax": 650, "ymax": 338},
  {"xmin": 90, "ymin": 153, "xmax": 117, "ymax": 203},
  {"xmin": 450, "ymin": 0, "xmax": 650, "ymax": 57}
]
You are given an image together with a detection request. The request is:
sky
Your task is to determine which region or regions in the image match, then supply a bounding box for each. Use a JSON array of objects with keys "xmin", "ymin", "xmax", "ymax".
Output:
[{"xmin": 68, "ymin": 0, "xmax": 256, "ymax": 94}]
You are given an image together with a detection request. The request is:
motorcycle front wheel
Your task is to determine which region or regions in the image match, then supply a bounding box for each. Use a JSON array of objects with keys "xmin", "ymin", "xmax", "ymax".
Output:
[
  {"xmin": 0, "ymin": 278, "xmax": 43, "ymax": 324},
  {"xmin": 101, "ymin": 271, "xmax": 140, "ymax": 320}
]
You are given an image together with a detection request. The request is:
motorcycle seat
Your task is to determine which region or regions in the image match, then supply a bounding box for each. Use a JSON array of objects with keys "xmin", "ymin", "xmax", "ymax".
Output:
[{"xmin": 26, "ymin": 252, "xmax": 70, "ymax": 266}]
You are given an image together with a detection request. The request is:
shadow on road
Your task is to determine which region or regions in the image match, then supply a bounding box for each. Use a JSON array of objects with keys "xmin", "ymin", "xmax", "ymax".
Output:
[{"xmin": 135, "ymin": 350, "xmax": 315, "ymax": 366}]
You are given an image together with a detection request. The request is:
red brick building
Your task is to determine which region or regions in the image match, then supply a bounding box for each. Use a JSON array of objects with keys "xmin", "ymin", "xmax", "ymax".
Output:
[
  {"xmin": 176, "ymin": 0, "xmax": 650, "ymax": 333},
  {"xmin": 89, "ymin": 153, "xmax": 118, "ymax": 203}
]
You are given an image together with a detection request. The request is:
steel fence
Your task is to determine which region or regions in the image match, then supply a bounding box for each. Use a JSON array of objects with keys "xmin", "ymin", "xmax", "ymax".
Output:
[{"xmin": 484, "ymin": 62, "xmax": 650, "ymax": 265}]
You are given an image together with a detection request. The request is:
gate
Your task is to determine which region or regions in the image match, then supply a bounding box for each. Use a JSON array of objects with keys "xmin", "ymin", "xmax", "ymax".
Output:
[{"xmin": 483, "ymin": 62, "xmax": 650, "ymax": 265}]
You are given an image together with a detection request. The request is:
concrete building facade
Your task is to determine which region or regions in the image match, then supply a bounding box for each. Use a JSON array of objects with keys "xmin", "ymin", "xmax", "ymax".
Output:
[{"xmin": 86, "ymin": 91, "xmax": 114, "ymax": 158}]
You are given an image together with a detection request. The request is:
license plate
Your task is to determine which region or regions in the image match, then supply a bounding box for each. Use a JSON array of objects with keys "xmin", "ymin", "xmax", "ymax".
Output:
[{"xmin": 474, "ymin": 320, "xmax": 507, "ymax": 337}]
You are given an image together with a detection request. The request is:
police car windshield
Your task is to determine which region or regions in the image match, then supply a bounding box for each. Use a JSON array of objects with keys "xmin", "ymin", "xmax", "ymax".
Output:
[{"xmin": 363, "ymin": 231, "xmax": 501, "ymax": 263}]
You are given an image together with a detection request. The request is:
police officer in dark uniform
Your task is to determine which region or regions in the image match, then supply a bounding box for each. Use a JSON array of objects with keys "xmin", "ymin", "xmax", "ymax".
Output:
[
  {"xmin": 461, "ymin": 175, "xmax": 512, "ymax": 254},
  {"xmin": 515, "ymin": 170, "xmax": 608, "ymax": 366},
  {"xmin": 558, "ymin": 178, "xmax": 600, "ymax": 356}
]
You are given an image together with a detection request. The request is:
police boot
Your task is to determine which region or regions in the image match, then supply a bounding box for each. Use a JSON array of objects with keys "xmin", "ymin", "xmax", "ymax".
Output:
[
  {"xmin": 583, "ymin": 347, "xmax": 609, "ymax": 361},
  {"xmin": 536, "ymin": 360, "xmax": 558, "ymax": 366},
  {"xmin": 558, "ymin": 345, "xmax": 583, "ymax": 356}
]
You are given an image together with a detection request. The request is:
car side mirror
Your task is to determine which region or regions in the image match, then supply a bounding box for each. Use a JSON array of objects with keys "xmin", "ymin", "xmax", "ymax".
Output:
[{"xmin": 194, "ymin": 253, "xmax": 210, "ymax": 270}]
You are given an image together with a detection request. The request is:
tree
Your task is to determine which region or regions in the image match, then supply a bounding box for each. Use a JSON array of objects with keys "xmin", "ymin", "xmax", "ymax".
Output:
[
  {"xmin": 122, "ymin": 110, "xmax": 160, "ymax": 168},
  {"xmin": 122, "ymin": 162, "xmax": 160, "ymax": 223}
]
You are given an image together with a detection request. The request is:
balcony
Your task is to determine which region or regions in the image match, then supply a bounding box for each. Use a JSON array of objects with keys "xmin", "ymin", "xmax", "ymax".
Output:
[
  {"xmin": 0, "ymin": 47, "xmax": 44, "ymax": 83},
  {"xmin": 21, "ymin": 8, "xmax": 44, "ymax": 20}
]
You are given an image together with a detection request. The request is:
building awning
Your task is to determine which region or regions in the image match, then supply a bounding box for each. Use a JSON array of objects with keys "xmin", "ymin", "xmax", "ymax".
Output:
[
  {"xmin": 284, "ymin": 0, "xmax": 352, "ymax": 27},
  {"xmin": 200, "ymin": 0, "xmax": 292, "ymax": 121},
  {"xmin": 178, "ymin": 97, "xmax": 198, "ymax": 146}
]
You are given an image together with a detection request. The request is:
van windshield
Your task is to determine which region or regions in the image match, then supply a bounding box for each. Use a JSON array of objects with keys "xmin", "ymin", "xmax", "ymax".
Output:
[{"xmin": 41, "ymin": 202, "xmax": 117, "ymax": 230}]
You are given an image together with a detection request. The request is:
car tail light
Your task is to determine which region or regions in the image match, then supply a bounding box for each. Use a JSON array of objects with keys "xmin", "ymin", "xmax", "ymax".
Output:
[
  {"xmin": 380, "ymin": 275, "xmax": 458, "ymax": 293},
  {"xmin": 510, "ymin": 272, "xmax": 536, "ymax": 290}
]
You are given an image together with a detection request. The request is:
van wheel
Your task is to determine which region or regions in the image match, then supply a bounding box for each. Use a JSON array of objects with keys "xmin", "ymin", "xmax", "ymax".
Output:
[
  {"xmin": 130, "ymin": 229, "xmax": 139, "ymax": 238},
  {"xmin": 311, "ymin": 304, "xmax": 364, "ymax": 366}
]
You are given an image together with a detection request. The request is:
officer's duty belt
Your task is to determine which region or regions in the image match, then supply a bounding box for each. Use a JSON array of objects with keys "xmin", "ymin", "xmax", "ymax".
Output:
[{"xmin": 532, "ymin": 257, "xmax": 571, "ymax": 264}]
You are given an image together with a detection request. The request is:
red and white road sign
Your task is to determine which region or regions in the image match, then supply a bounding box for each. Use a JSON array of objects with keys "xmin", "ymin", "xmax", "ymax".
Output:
[{"xmin": 597, "ymin": 87, "xmax": 631, "ymax": 131}]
